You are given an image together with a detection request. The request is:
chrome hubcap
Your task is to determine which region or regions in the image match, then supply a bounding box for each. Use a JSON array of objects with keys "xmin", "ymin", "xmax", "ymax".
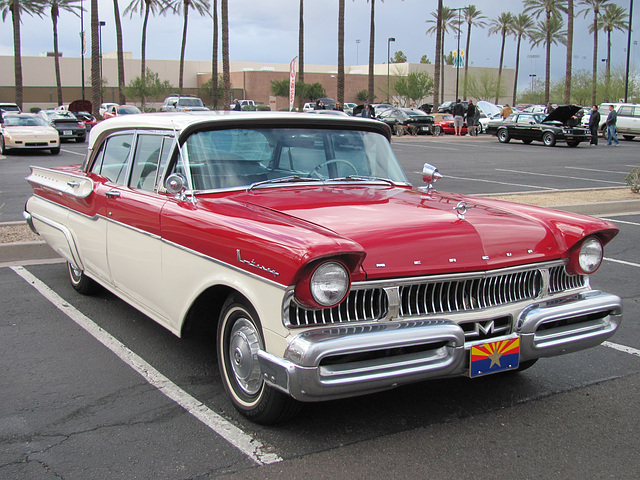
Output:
[{"xmin": 228, "ymin": 317, "xmax": 262, "ymax": 395}]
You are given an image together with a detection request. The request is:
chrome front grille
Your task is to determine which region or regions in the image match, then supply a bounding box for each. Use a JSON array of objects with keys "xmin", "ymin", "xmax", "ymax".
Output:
[{"xmin": 285, "ymin": 262, "xmax": 588, "ymax": 328}]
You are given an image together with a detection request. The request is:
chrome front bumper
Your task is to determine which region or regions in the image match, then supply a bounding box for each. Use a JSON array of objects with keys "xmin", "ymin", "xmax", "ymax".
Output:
[{"xmin": 258, "ymin": 290, "xmax": 622, "ymax": 402}]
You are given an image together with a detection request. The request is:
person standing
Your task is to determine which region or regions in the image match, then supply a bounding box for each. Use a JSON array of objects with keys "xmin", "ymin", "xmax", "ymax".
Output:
[
  {"xmin": 500, "ymin": 104, "xmax": 513, "ymax": 119},
  {"xmin": 452, "ymin": 99, "xmax": 465, "ymax": 136},
  {"xmin": 606, "ymin": 105, "xmax": 620, "ymax": 146},
  {"xmin": 544, "ymin": 102, "xmax": 554, "ymax": 115},
  {"xmin": 362, "ymin": 104, "xmax": 372, "ymax": 118},
  {"xmin": 588, "ymin": 105, "xmax": 600, "ymax": 146},
  {"xmin": 466, "ymin": 99, "xmax": 477, "ymax": 136}
]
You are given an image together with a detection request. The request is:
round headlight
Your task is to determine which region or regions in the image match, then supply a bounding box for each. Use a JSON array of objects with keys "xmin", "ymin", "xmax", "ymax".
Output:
[
  {"xmin": 310, "ymin": 262, "xmax": 349, "ymax": 307},
  {"xmin": 578, "ymin": 237, "xmax": 603, "ymax": 274}
]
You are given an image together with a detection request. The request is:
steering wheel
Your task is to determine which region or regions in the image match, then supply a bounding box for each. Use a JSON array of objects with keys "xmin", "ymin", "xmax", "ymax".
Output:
[{"xmin": 308, "ymin": 159, "xmax": 358, "ymax": 179}]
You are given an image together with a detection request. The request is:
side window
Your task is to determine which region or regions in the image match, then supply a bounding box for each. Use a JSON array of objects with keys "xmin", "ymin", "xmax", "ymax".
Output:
[
  {"xmin": 129, "ymin": 134, "xmax": 167, "ymax": 191},
  {"xmin": 619, "ymin": 106, "xmax": 633, "ymax": 117},
  {"xmin": 516, "ymin": 115, "xmax": 533, "ymax": 124},
  {"xmin": 634, "ymin": 107, "xmax": 640, "ymax": 118},
  {"xmin": 91, "ymin": 133, "xmax": 134, "ymax": 184}
]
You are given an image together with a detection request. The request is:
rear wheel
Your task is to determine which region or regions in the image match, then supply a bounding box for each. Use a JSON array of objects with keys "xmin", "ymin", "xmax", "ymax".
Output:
[
  {"xmin": 497, "ymin": 128, "xmax": 510, "ymax": 143},
  {"xmin": 601, "ymin": 126, "xmax": 608, "ymax": 140},
  {"xmin": 76, "ymin": 136, "xmax": 86, "ymax": 143},
  {"xmin": 542, "ymin": 132, "xmax": 556, "ymax": 147},
  {"xmin": 68, "ymin": 262, "xmax": 99, "ymax": 295},
  {"xmin": 432, "ymin": 125, "xmax": 442, "ymax": 136},
  {"xmin": 218, "ymin": 296, "xmax": 301, "ymax": 425},
  {"xmin": 0, "ymin": 135, "xmax": 5, "ymax": 155}
]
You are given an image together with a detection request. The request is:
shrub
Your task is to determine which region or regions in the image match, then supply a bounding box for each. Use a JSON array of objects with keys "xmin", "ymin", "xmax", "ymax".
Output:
[{"xmin": 625, "ymin": 168, "xmax": 640, "ymax": 193}]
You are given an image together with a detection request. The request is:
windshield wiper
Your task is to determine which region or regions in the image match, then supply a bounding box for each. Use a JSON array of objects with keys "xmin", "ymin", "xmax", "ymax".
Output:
[
  {"xmin": 248, "ymin": 175, "xmax": 324, "ymax": 191},
  {"xmin": 330, "ymin": 175, "xmax": 397, "ymax": 186}
]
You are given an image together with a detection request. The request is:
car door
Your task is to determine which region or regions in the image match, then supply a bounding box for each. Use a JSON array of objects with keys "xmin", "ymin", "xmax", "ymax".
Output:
[
  {"xmin": 617, "ymin": 106, "xmax": 634, "ymax": 134},
  {"xmin": 102, "ymin": 132, "xmax": 173, "ymax": 318}
]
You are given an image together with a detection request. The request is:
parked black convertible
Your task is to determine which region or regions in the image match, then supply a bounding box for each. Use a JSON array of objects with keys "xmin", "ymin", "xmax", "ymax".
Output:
[{"xmin": 486, "ymin": 105, "xmax": 590, "ymax": 147}]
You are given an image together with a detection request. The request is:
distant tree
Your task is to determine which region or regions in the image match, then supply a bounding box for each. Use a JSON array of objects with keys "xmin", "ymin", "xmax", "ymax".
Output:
[
  {"xmin": 462, "ymin": 5, "xmax": 487, "ymax": 100},
  {"xmin": 578, "ymin": 0, "xmax": 611, "ymax": 105},
  {"xmin": 444, "ymin": 51, "xmax": 454, "ymax": 65},
  {"xmin": 221, "ymin": 0, "xmax": 229, "ymax": 109},
  {"xmin": 90, "ymin": 0, "xmax": 100, "ymax": 115},
  {"xmin": 529, "ymin": 15, "xmax": 567, "ymax": 103},
  {"xmin": 564, "ymin": 0, "xmax": 574, "ymax": 103},
  {"xmin": 427, "ymin": 6, "xmax": 458, "ymax": 102},
  {"xmin": 393, "ymin": 71, "xmax": 434, "ymax": 106},
  {"xmin": 299, "ymin": 82, "xmax": 327, "ymax": 101},
  {"xmin": 298, "ymin": 0, "xmax": 304, "ymax": 110},
  {"xmin": 357, "ymin": 89, "xmax": 370, "ymax": 102},
  {"xmin": 270, "ymin": 79, "xmax": 289, "ymax": 97},
  {"xmin": 337, "ymin": 0, "xmax": 345, "ymax": 104},
  {"xmin": 163, "ymin": 0, "xmax": 211, "ymax": 92},
  {"xmin": 210, "ymin": 0, "xmax": 218, "ymax": 108},
  {"xmin": 0, "ymin": 0, "xmax": 46, "ymax": 109},
  {"xmin": 45, "ymin": 0, "xmax": 83, "ymax": 107},
  {"xmin": 466, "ymin": 71, "xmax": 505, "ymax": 101},
  {"xmin": 390, "ymin": 51, "xmax": 407, "ymax": 63},
  {"xmin": 488, "ymin": 11, "xmax": 514, "ymax": 104},
  {"xmin": 124, "ymin": 68, "xmax": 173, "ymax": 106},
  {"xmin": 113, "ymin": 0, "xmax": 126, "ymax": 104},
  {"xmin": 597, "ymin": 3, "xmax": 628, "ymax": 101},
  {"xmin": 201, "ymin": 74, "xmax": 223, "ymax": 107},
  {"xmin": 420, "ymin": 55, "xmax": 431, "ymax": 64}
]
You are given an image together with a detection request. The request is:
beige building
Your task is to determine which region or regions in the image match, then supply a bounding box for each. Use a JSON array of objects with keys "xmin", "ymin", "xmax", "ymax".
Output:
[{"xmin": 0, "ymin": 54, "xmax": 514, "ymax": 111}]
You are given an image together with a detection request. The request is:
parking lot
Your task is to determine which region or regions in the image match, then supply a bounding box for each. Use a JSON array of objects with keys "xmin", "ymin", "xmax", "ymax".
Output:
[{"xmin": 1, "ymin": 136, "xmax": 640, "ymax": 478}]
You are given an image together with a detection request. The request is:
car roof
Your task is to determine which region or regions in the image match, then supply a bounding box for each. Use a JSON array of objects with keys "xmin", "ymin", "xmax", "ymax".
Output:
[{"xmin": 87, "ymin": 111, "xmax": 391, "ymax": 149}]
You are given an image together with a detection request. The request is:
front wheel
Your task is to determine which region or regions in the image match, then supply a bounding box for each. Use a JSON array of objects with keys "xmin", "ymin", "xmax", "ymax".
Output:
[
  {"xmin": 497, "ymin": 128, "xmax": 510, "ymax": 143},
  {"xmin": 0, "ymin": 135, "xmax": 6, "ymax": 155},
  {"xmin": 50, "ymin": 146, "xmax": 60, "ymax": 155},
  {"xmin": 76, "ymin": 136, "xmax": 86, "ymax": 143},
  {"xmin": 218, "ymin": 296, "xmax": 301, "ymax": 424},
  {"xmin": 68, "ymin": 262, "xmax": 99, "ymax": 295},
  {"xmin": 542, "ymin": 132, "xmax": 556, "ymax": 147}
]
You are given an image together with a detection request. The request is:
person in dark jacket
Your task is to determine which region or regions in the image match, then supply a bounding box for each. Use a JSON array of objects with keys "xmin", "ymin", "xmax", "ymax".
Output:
[
  {"xmin": 466, "ymin": 99, "xmax": 477, "ymax": 136},
  {"xmin": 452, "ymin": 99, "xmax": 465, "ymax": 136},
  {"xmin": 588, "ymin": 105, "xmax": 600, "ymax": 146},
  {"xmin": 606, "ymin": 105, "xmax": 619, "ymax": 146}
]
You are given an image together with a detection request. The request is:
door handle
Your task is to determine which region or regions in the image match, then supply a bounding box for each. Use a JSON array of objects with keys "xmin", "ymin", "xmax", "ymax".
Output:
[{"xmin": 105, "ymin": 190, "xmax": 121, "ymax": 198}]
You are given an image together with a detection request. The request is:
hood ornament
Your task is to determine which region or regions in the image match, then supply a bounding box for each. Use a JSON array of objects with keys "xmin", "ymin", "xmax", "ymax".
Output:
[{"xmin": 454, "ymin": 201, "xmax": 473, "ymax": 220}]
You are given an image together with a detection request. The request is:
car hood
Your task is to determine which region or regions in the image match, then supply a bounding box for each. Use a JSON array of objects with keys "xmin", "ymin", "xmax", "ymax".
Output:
[
  {"xmin": 477, "ymin": 101, "xmax": 501, "ymax": 117},
  {"xmin": 5, "ymin": 126, "xmax": 56, "ymax": 135},
  {"xmin": 542, "ymin": 105, "xmax": 582, "ymax": 124},
  {"xmin": 225, "ymin": 185, "xmax": 616, "ymax": 280}
]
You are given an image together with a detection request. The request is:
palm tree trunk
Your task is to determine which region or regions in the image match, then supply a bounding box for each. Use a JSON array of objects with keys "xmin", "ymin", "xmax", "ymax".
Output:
[
  {"xmin": 298, "ymin": 0, "xmax": 304, "ymax": 110},
  {"xmin": 495, "ymin": 33, "xmax": 505, "ymax": 104},
  {"xmin": 463, "ymin": 21, "xmax": 471, "ymax": 100},
  {"xmin": 222, "ymin": 0, "xmax": 230, "ymax": 110},
  {"xmin": 337, "ymin": 0, "xmax": 344, "ymax": 104},
  {"xmin": 440, "ymin": 34, "xmax": 444, "ymax": 101},
  {"xmin": 140, "ymin": 3, "xmax": 151, "ymax": 107},
  {"xmin": 564, "ymin": 0, "xmax": 573, "ymax": 104},
  {"xmin": 591, "ymin": 12, "xmax": 598, "ymax": 105},
  {"xmin": 91, "ymin": 0, "xmax": 100, "ymax": 117},
  {"xmin": 433, "ymin": 0, "xmax": 442, "ymax": 109},
  {"xmin": 513, "ymin": 35, "xmax": 522, "ymax": 106},
  {"xmin": 113, "ymin": 0, "xmax": 126, "ymax": 104},
  {"xmin": 52, "ymin": 10, "xmax": 63, "ymax": 106},
  {"xmin": 605, "ymin": 29, "xmax": 611, "ymax": 102},
  {"xmin": 367, "ymin": 0, "xmax": 375, "ymax": 105},
  {"xmin": 11, "ymin": 3, "xmax": 23, "ymax": 109},
  {"xmin": 544, "ymin": 12, "xmax": 551, "ymax": 104},
  {"xmin": 211, "ymin": 0, "xmax": 218, "ymax": 108},
  {"xmin": 179, "ymin": 4, "xmax": 189, "ymax": 91}
]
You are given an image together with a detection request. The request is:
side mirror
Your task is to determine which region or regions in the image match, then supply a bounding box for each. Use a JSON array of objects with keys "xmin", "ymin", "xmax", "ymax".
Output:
[
  {"xmin": 165, "ymin": 173, "xmax": 186, "ymax": 194},
  {"xmin": 422, "ymin": 163, "xmax": 443, "ymax": 189}
]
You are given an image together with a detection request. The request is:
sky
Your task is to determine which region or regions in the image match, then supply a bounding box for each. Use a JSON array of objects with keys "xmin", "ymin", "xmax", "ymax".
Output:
[{"xmin": 1, "ymin": 0, "xmax": 638, "ymax": 92}]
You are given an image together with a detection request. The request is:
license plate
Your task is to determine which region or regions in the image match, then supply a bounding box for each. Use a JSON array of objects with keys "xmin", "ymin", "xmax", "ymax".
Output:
[
  {"xmin": 469, "ymin": 338, "xmax": 520, "ymax": 378},
  {"xmin": 63, "ymin": 130, "xmax": 72, "ymax": 136},
  {"xmin": 422, "ymin": 126, "xmax": 429, "ymax": 131}
]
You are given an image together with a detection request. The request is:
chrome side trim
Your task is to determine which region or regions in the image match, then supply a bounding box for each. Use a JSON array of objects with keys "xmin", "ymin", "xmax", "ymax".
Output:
[{"xmin": 28, "ymin": 211, "xmax": 84, "ymax": 270}]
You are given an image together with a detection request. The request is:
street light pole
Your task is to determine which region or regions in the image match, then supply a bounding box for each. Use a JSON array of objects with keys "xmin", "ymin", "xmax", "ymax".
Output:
[
  {"xmin": 387, "ymin": 37, "xmax": 395, "ymax": 104},
  {"xmin": 80, "ymin": 0, "xmax": 85, "ymax": 100},
  {"xmin": 356, "ymin": 39, "xmax": 360, "ymax": 65},
  {"xmin": 529, "ymin": 74, "xmax": 536, "ymax": 94},
  {"xmin": 624, "ymin": 0, "xmax": 634, "ymax": 102},
  {"xmin": 453, "ymin": 8, "xmax": 463, "ymax": 101},
  {"xmin": 99, "ymin": 20, "xmax": 105, "ymax": 104}
]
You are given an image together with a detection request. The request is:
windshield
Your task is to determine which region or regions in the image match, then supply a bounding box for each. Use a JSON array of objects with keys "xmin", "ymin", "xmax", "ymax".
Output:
[
  {"xmin": 4, "ymin": 115, "xmax": 49, "ymax": 127},
  {"xmin": 178, "ymin": 98, "xmax": 204, "ymax": 107},
  {"xmin": 179, "ymin": 127, "xmax": 408, "ymax": 190}
]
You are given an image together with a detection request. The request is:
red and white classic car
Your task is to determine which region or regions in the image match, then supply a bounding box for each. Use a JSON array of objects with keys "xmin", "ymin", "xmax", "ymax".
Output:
[{"xmin": 25, "ymin": 112, "xmax": 622, "ymax": 424}]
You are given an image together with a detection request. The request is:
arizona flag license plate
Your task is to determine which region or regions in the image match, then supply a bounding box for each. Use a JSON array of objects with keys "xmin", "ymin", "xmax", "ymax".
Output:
[{"xmin": 469, "ymin": 338, "xmax": 520, "ymax": 378}]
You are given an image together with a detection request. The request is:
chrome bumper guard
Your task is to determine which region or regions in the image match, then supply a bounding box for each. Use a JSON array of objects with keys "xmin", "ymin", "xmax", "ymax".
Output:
[{"xmin": 258, "ymin": 290, "xmax": 622, "ymax": 402}]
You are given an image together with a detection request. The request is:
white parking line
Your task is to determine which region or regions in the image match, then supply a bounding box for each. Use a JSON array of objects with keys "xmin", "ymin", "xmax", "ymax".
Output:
[
  {"xmin": 602, "ymin": 341, "xmax": 640, "ymax": 358},
  {"xmin": 436, "ymin": 174, "xmax": 555, "ymax": 190},
  {"xmin": 61, "ymin": 148, "xmax": 86, "ymax": 156},
  {"xmin": 495, "ymin": 168, "xmax": 626, "ymax": 185},
  {"xmin": 601, "ymin": 218, "xmax": 640, "ymax": 227},
  {"xmin": 604, "ymin": 257, "xmax": 640, "ymax": 268},
  {"xmin": 565, "ymin": 166, "xmax": 632, "ymax": 175},
  {"xmin": 10, "ymin": 266, "xmax": 282, "ymax": 466}
]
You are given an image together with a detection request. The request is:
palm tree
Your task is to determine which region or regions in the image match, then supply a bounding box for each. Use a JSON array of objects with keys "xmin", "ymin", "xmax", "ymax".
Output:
[
  {"xmin": 364, "ymin": 0, "xmax": 383, "ymax": 105},
  {"xmin": 46, "ymin": 0, "xmax": 83, "ymax": 107},
  {"xmin": 529, "ymin": 15, "xmax": 567, "ymax": 102},
  {"xmin": 221, "ymin": 0, "xmax": 230, "ymax": 110},
  {"xmin": 462, "ymin": 5, "xmax": 487, "ymax": 100},
  {"xmin": 113, "ymin": 0, "xmax": 126, "ymax": 104},
  {"xmin": 210, "ymin": 0, "xmax": 218, "ymax": 108},
  {"xmin": 487, "ymin": 12, "xmax": 513, "ymax": 104},
  {"xmin": 337, "ymin": 0, "xmax": 345, "ymax": 105},
  {"xmin": 90, "ymin": 0, "xmax": 100, "ymax": 116},
  {"xmin": 0, "ymin": 0, "xmax": 46, "ymax": 109},
  {"xmin": 124, "ymin": 0, "xmax": 168, "ymax": 103},
  {"xmin": 524, "ymin": 0, "xmax": 568, "ymax": 104},
  {"xmin": 427, "ymin": 6, "xmax": 459, "ymax": 101},
  {"xmin": 511, "ymin": 13, "xmax": 534, "ymax": 106},
  {"xmin": 598, "ymin": 3, "xmax": 628, "ymax": 102},
  {"xmin": 298, "ymin": 0, "xmax": 304, "ymax": 110},
  {"xmin": 433, "ymin": 0, "xmax": 442, "ymax": 109},
  {"xmin": 564, "ymin": 0, "xmax": 574, "ymax": 103},
  {"xmin": 163, "ymin": 0, "xmax": 211, "ymax": 92},
  {"xmin": 578, "ymin": 0, "xmax": 610, "ymax": 105}
]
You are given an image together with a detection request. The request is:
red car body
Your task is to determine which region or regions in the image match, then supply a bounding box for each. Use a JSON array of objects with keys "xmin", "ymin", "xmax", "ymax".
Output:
[
  {"xmin": 24, "ymin": 112, "xmax": 622, "ymax": 424},
  {"xmin": 430, "ymin": 113, "xmax": 468, "ymax": 135}
]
